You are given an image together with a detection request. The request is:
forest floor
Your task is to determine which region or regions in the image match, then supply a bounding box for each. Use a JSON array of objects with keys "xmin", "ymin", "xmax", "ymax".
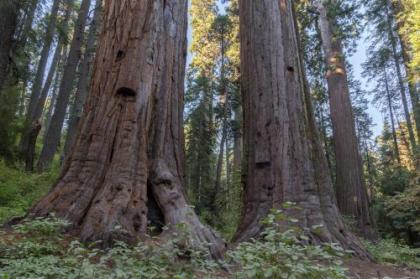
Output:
[
  {"xmin": 344, "ymin": 258, "xmax": 420, "ymax": 278},
  {"xmin": 1, "ymin": 163, "xmax": 419, "ymax": 278}
]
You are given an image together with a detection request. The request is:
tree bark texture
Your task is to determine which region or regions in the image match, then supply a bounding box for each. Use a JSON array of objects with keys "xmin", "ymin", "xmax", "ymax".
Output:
[
  {"xmin": 316, "ymin": 0, "xmax": 375, "ymax": 239},
  {"xmin": 64, "ymin": 0, "xmax": 102, "ymax": 159},
  {"xmin": 30, "ymin": 0, "xmax": 225, "ymax": 258},
  {"xmin": 234, "ymin": 0, "xmax": 368, "ymax": 257},
  {"xmin": 37, "ymin": 0, "xmax": 91, "ymax": 171},
  {"xmin": 0, "ymin": 0, "xmax": 19, "ymax": 93}
]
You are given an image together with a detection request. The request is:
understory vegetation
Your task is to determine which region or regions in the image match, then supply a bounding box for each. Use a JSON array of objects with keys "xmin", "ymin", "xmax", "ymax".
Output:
[
  {"xmin": 1, "ymin": 169, "xmax": 419, "ymax": 278},
  {"xmin": 0, "ymin": 210, "xmax": 348, "ymax": 278}
]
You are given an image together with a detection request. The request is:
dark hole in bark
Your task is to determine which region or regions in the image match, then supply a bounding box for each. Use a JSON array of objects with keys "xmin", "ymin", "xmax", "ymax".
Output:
[
  {"xmin": 147, "ymin": 181, "xmax": 164, "ymax": 235},
  {"xmin": 116, "ymin": 87, "xmax": 137, "ymax": 98},
  {"xmin": 287, "ymin": 66, "xmax": 295, "ymax": 72},
  {"xmin": 256, "ymin": 161, "xmax": 271, "ymax": 169},
  {"xmin": 116, "ymin": 50, "xmax": 125, "ymax": 61},
  {"xmin": 133, "ymin": 214, "xmax": 142, "ymax": 232}
]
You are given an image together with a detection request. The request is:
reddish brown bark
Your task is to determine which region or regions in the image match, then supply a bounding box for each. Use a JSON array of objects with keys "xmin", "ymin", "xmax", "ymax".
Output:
[
  {"xmin": 316, "ymin": 1, "xmax": 376, "ymax": 239},
  {"xmin": 30, "ymin": 0, "xmax": 224, "ymax": 258},
  {"xmin": 234, "ymin": 0, "xmax": 368, "ymax": 257}
]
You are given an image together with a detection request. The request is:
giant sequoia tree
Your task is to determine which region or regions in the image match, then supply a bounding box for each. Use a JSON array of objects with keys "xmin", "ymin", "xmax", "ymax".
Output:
[
  {"xmin": 234, "ymin": 0, "xmax": 367, "ymax": 256},
  {"xmin": 315, "ymin": 0, "xmax": 375, "ymax": 239},
  {"xmin": 29, "ymin": 0, "xmax": 224, "ymax": 257}
]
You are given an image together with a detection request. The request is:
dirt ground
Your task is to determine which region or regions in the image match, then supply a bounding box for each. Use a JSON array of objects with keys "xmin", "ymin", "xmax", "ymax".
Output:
[{"xmin": 345, "ymin": 258, "xmax": 420, "ymax": 279}]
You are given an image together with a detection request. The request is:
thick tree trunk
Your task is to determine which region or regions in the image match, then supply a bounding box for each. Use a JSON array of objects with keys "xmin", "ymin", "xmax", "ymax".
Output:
[
  {"xmin": 234, "ymin": 0, "xmax": 368, "ymax": 257},
  {"xmin": 316, "ymin": 0, "xmax": 375, "ymax": 240},
  {"xmin": 30, "ymin": 0, "xmax": 224, "ymax": 258},
  {"xmin": 37, "ymin": 0, "xmax": 91, "ymax": 172},
  {"xmin": 384, "ymin": 68, "xmax": 401, "ymax": 164},
  {"xmin": 64, "ymin": 0, "xmax": 102, "ymax": 159},
  {"xmin": 0, "ymin": 0, "xmax": 19, "ymax": 93}
]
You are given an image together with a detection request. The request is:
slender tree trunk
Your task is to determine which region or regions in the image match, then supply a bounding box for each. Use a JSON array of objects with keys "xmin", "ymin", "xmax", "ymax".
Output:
[
  {"xmin": 319, "ymin": 107, "xmax": 334, "ymax": 175},
  {"xmin": 43, "ymin": 71, "xmax": 61, "ymax": 143},
  {"xmin": 43, "ymin": 39, "xmax": 71, "ymax": 144},
  {"xmin": 63, "ymin": 0, "xmax": 102, "ymax": 159},
  {"xmin": 225, "ymin": 137, "xmax": 232, "ymax": 189},
  {"xmin": 385, "ymin": 3, "xmax": 417, "ymax": 152},
  {"xmin": 213, "ymin": 32, "xmax": 229, "ymax": 213},
  {"xmin": 384, "ymin": 67, "xmax": 401, "ymax": 164},
  {"xmin": 389, "ymin": 0, "xmax": 420, "ymax": 142},
  {"xmin": 0, "ymin": 0, "xmax": 19, "ymax": 93},
  {"xmin": 235, "ymin": 0, "xmax": 368, "ymax": 257},
  {"xmin": 24, "ymin": 44, "xmax": 63, "ymax": 171},
  {"xmin": 363, "ymin": 141, "xmax": 375, "ymax": 195},
  {"xmin": 232, "ymin": 105, "xmax": 242, "ymax": 171},
  {"xmin": 25, "ymin": 0, "xmax": 60, "ymax": 121},
  {"xmin": 37, "ymin": 0, "xmax": 91, "ymax": 172},
  {"xmin": 316, "ymin": 0, "xmax": 375, "ymax": 239},
  {"xmin": 30, "ymin": 0, "xmax": 224, "ymax": 258},
  {"xmin": 15, "ymin": 0, "xmax": 38, "ymax": 117},
  {"xmin": 22, "ymin": 1, "xmax": 74, "ymax": 169},
  {"xmin": 15, "ymin": 0, "xmax": 38, "ymax": 51},
  {"xmin": 214, "ymin": 127, "xmax": 226, "ymax": 209},
  {"xmin": 20, "ymin": 0, "xmax": 61, "ymax": 158}
]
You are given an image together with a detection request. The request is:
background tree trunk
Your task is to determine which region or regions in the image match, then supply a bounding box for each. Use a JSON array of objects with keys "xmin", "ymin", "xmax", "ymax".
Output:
[
  {"xmin": 0, "ymin": 0, "xmax": 19, "ymax": 93},
  {"xmin": 64, "ymin": 0, "xmax": 102, "ymax": 159},
  {"xmin": 235, "ymin": 0, "xmax": 367, "ymax": 257},
  {"xmin": 385, "ymin": 3, "xmax": 417, "ymax": 152},
  {"xmin": 25, "ymin": 0, "xmax": 60, "ymax": 122},
  {"xmin": 384, "ymin": 67, "xmax": 401, "ymax": 164},
  {"xmin": 316, "ymin": 0, "xmax": 375, "ymax": 239},
  {"xmin": 390, "ymin": 0, "xmax": 420, "ymax": 143},
  {"xmin": 37, "ymin": 0, "xmax": 91, "ymax": 171},
  {"xmin": 30, "ymin": 0, "xmax": 224, "ymax": 258},
  {"xmin": 25, "ymin": 44, "xmax": 63, "ymax": 171}
]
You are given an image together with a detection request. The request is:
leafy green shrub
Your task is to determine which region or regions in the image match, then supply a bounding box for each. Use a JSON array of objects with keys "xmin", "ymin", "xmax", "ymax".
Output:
[
  {"xmin": 364, "ymin": 239, "xmax": 420, "ymax": 269},
  {"xmin": 385, "ymin": 185, "xmax": 420, "ymax": 237},
  {"xmin": 228, "ymin": 209, "xmax": 349, "ymax": 279},
  {"xmin": 0, "ymin": 217, "xmax": 220, "ymax": 279},
  {"xmin": 378, "ymin": 167, "xmax": 412, "ymax": 196},
  {"xmin": 0, "ymin": 161, "xmax": 58, "ymax": 223}
]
